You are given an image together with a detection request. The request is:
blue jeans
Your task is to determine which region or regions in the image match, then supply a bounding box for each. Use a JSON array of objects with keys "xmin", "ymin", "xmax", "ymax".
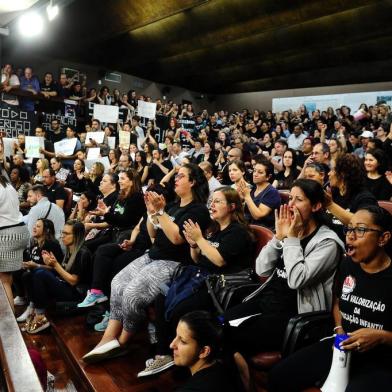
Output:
[{"xmin": 29, "ymin": 268, "xmax": 81, "ymax": 309}]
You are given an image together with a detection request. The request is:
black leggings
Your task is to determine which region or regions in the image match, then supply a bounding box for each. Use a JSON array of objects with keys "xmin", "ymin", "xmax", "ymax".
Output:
[
  {"xmin": 223, "ymin": 298, "xmax": 294, "ymax": 355},
  {"xmin": 268, "ymin": 337, "xmax": 392, "ymax": 392},
  {"xmin": 91, "ymin": 243, "xmax": 145, "ymax": 295}
]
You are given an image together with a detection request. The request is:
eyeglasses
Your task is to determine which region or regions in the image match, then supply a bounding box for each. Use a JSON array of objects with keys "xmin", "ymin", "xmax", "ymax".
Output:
[
  {"xmin": 175, "ymin": 173, "xmax": 187, "ymax": 181},
  {"xmin": 343, "ymin": 226, "xmax": 383, "ymax": 238},
  {"xmin": 61, "ymin": 231, "xmax": 73, "ymax": 237}
]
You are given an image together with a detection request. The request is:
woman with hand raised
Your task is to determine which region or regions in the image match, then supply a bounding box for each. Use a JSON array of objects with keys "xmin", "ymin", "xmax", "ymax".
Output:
[
  {"xmin": 82, "ymin": 163, "xmax": 210, "ymax": 363},
  {"xmin": 222, "ymin": 179, "xmax": 345, "ymax": 355}
]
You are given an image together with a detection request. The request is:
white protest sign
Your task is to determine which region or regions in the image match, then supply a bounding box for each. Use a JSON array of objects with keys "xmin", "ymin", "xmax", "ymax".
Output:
[
  {"xmin": 85, "ymin": 156, "xmax": 110, "ymax": 172},
  {"xmin": 87, "ymin": 147, "xmax": 100, "ymax": 160},
  {"xmin": 86, "ymin": 131, "xmax": 105, "ymax": 144},
  {"xmin": 119, "ymin": 130, "xmax": 130, "ymax": 148},
  {"xmin": 137, "ymin": 100, "xmax": 156, "ymax": 119},
  {"xmin": 93, "ymin": 104, "xmax": 119, "ymax": 123},
  {"xmin": 108, "ymin": 136, "xmax": 116, "ymax": 150},
  {"xmin": 2, "ymin": 138, "xmax": 17, "ymax": 157},
  {"xmin": 54, "ymin": 138, "xmax": 77, "ymax": 156},
  {"xmin": 25, "ymin": 136, "xmax": 44, "ymax": 158}
]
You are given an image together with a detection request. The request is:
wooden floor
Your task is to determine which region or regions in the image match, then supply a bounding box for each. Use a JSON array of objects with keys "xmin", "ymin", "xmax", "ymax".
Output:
[{"xmin": 17, "ymin": 307, "xmax": 270, "ymax": 392}]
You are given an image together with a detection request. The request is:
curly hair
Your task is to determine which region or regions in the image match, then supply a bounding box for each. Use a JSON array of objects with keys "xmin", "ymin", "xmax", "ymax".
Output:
[{"xmin": 334, "ymin": 153, "xmax": 366, "ymax": 198}]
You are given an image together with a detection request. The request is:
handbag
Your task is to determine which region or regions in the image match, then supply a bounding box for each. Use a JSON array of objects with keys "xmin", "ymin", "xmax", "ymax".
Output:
[
  {"xmin": 164, "ymin": 265, "xmax": 210, "ymax": 320},
  {"xmin": 205, "ymin": 268, "xmax": 259, "ymax": 314}
]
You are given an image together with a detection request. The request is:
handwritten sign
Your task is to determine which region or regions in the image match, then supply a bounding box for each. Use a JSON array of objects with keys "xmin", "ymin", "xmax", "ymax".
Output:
[
  {"xmin": 86, "ymin": 131, "xmax": 105, "ymax": 144},
  {"xmin": 137, "ymin": 100, "xmax": 156, "ymax": 119},
  {"xmin": 93, "ymin": 104, "xmax": 119, "ymax": 123},
  {"xmin": 54, "ymin": 138, "xmax": 77, "ymax": 156},
  {"xmin": 119, "ymin": 130, "xmax": 130, "ymax": 148},
  {"xmin": 87, "ymin": 147, "xmax": 100, "ymax": 160},
  {"xmin": 0, "ymin": 108, "xmax": 36, "ymax": 137},
  {"xmin": 25, "ymin": 136, "xmax": 44, "ymax": 158}
]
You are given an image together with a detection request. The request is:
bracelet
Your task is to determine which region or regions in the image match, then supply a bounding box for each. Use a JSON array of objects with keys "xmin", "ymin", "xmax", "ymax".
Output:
[
  {"xmin": 190, "ymin": 244, "xmax": 198, "ymax": 249},
  {"xmin": 333, "ymin": 325, "xmax": 343, "ymax": 331}
]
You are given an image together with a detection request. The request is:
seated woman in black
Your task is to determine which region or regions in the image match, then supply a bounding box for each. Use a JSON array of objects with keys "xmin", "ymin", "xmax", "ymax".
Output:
[
  {"xmin": 223, "ymin": 179, "xmax": 344, "ymax": 355},
  {"xmin": 77, "ymin": 184, "xmax": 169, "ymax": 310},
  {"xmin": 23, "ymin": 220, "xmax": 92, "ymax": 334},
  {"xmin": 65, "ymin": 158, "xmax": 87, "ymax": 195},
  {"xmin": 85, "ymin": 168, "xmax": 146, "ymax": 251},
  {"xmin": 69, "ymin": 191, "xmax": 97, "ymax": 223},
  {"xmin": 326, "ymin": 153, "xmax": 377, "ymax": 238},
  {"xmin": 272, "ymin": 148, "xmax": 300, "ymax": 190},
  {"xmin": 137, "ymin": 186, "xmax": 253, "ymax": 377},
  {"xmin": 364, "ymin": 148, "xmax": 392, "ymax": 201},
  {"xmin": 269, "ymin": 205, "xmax": 392, "ymax": 392},
  {"xmin": 237, "ymin": 161, "xmax": 281, "ymax": 230},
  {"xmin": 171, "ymin": 311, "xmax": 240, "ymax": 392},
  {"xmin": 14, "ymin": 218, "xmax": 64, "ymax": 323}
]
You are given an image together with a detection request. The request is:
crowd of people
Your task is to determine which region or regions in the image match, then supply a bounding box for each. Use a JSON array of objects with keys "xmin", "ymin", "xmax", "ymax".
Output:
[{"xmin": 1, "ymin": 65, "xmax": 392, "ymax": 391}]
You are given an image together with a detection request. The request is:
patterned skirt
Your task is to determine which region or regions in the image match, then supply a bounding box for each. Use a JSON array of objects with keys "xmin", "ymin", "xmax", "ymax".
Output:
[{"xmin": 0, "ymin": 224, "xmax": 29, "ymax": 272}]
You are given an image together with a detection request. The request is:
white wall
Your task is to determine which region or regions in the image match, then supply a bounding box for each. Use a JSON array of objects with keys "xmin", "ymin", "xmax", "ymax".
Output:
[{"xmin": 214, "ymin": 81, "xmax": 392, "ymax": 113}]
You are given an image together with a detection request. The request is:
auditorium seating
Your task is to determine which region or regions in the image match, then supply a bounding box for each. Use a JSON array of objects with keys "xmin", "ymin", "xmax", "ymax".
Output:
[
  {"xmin": 63, "ymin": 187, "xmax": 73, "ymax": 217},
  {"xmin": 378, "ymin": 200, "xmax": 392, "ymax": 215},
  {"xmin": 278, "ymin": 190, "xmax": 290, "ymax": 205}
]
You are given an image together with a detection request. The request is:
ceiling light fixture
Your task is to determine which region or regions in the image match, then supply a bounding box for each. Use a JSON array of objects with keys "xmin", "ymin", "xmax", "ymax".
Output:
[
  {"xmin": 18, "ymin": 11, "xmax": 44, "ymax": 37},
  {"xmin": 46, "ymin": 0, "xmax": 59, "ymax": 21}
]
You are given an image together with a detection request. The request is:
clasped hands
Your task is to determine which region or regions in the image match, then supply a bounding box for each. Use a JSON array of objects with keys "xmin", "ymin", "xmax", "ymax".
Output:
[
  {"xmin": 41, "ymin": 251, "xmax": 58, "ymax": 267},
  {"xmin": 144, "ymin": 191, "xmax": 166, "ymax": 215}
]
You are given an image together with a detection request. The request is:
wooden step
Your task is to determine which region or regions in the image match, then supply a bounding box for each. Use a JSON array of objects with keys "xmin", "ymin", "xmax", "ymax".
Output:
[{"xmin": 49, "ymin": 314, "xmax": 188, "ymax": 392}]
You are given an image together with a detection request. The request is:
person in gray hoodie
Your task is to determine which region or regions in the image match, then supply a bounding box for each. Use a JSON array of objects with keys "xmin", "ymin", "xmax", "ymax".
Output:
[{"xmin": 223, "ymin": 179, "xmax": 345, "ymax": 355}]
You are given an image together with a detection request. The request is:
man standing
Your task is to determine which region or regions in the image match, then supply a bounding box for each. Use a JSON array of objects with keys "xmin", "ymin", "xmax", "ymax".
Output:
[
  {"xmin": 19, "ymin": 67, "xmax": 40, "ymax": 111},
  {"xmin": 23, "ymin": 185, "xmax": 65, "ymax": 240}
]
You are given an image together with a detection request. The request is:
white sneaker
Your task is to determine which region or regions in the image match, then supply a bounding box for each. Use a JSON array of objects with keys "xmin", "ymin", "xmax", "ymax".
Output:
[
  {"xmin": 82, "ymin": 339, "xmax": 121, "ymax": 364},
  {"xmin": 17, "ymin": 306, "xmax": 34, "ymax": 323},
  {"xmin": 14, "ymin": 296, "xmax": 27, "ymax": 306},
  {"xmin": 137, "ymin": 355, "xmax": 174, "ymax": 377}
]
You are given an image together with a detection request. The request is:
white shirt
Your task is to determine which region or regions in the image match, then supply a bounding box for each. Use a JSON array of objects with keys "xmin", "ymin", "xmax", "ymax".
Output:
[
  {"xmin": 0, "ymin": 184, "xmax": 23, "ymax": 227},
  {"xmin": 1, "ymin": 74, "xmax": 20, "ymax": 106},
  {"xmin": 22, "ymin": 197, "xmax": 65, "ymax": 240}
]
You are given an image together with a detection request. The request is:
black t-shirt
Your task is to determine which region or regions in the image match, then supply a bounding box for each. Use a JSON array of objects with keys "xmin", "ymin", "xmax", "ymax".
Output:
[
  {"xmin": 149, "ymin": 201, "xmax": 211, "ymax": 263},
  {"xmin": 330, "ymin": 188, "xmax": 377, "ymax": 240},
  {"xmin": 335, "ymin": 258, "xmax": 392, "ymax": 362},
  {"xmin": 274, "ymin": 169, "xmax": 300, "ymax": 190},
  {"xmin": 28, "ymin": 239, "xmax": 63, "ymax": 265},
  {"xmin": 198, "ymin": 222, "xmax": 253, "ymax": 273},
  {"xmin": 46, "ymin": 182, "xmax": 67, "ymax": 204},
  {"xmin": 176, "ymin": 362, "xmax": 237, "ymax": 392},
  {"xmin": 365, "ymin": 176, "xmax": 392, "ymax": 201},
  {"xmin": 257, "ymin": 227, "xmax": 320, "ymax": 315},
  {"xmin": 149, "ymin": 160, "xmax": 173, "ymax": 183},
  {"xmin": 60, "ymin": 246, "xmax": 92, "ymax": 286}
]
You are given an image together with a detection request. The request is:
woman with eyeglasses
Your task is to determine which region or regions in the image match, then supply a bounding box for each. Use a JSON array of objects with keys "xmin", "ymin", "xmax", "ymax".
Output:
[
  {"xmin": 23, "ymin": 220, "xmax": 92, "ymax": 334},
  {"xmin": 82, "ymin": 163, "xmax": 210, "ymax": 363},
  {"xmin": 269, "ymin": 205, "xmax": 392, "ymax": 392},
  {"xmin": 137, "ymin": 187, "xmax": 253, "ymax": 377}
]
